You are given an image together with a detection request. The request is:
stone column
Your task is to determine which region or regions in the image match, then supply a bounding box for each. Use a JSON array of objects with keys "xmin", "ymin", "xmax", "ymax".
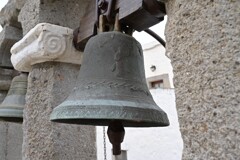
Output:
[
  {"xmin": 0, "ymin": 1, "xmax": 25, "ymax": 159},
  {"xmin": 11, "ymin": 23, "xmax": 96, "ymax": 160},
  {"xmin": 16, "ymin": 1, "xmax": 96, "ymax": 159},
  {"xmin": 19, "ymin": 0, "xmax": 90, "ymax": 35},
  {"xmin": 165, "ymin": 0, "xmax": 240, "ymax": 159},
  {"xmin": 0, "ymin": 26, "xmax": 22, "ymax": 68},
  {"xmin": 0, "ymin": 68, "xmax": 23, "ymax": 160},
  {"xmin": 0, "ymin": 68, "xmax": 12, "ymax": 160}
]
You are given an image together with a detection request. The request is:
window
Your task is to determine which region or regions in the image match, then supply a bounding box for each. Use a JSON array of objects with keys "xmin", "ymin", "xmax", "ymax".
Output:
[
  {"xmin": 151, "ymin": 80, "xmax": 164, "ymax": 89},
  {"xmin": 146, "ymin": 74, "xmax": 172, "ymax": 89}
]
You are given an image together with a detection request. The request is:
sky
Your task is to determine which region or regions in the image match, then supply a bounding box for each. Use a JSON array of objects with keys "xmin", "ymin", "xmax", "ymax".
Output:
[
  {"xmin": 0, "ymin": 0, "xmax": 8, "ymax": 9},
  {"xmin": 0, "ymin": 0, "xmax": 8, "ymax": 31},
  {"xmin": 0, "ymin": 0, "xmax": 166, "ymax": 45}
]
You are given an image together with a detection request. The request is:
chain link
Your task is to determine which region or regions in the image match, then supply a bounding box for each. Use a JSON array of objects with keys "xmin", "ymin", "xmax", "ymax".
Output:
[{"xmin": 103, "ymin": 126, "xmax": 107, "ymax": 160}]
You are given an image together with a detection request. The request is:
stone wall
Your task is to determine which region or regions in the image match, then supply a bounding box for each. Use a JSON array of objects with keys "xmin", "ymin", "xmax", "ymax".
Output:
[{"xmin": 165, "ymin": 0, "xmax": 240, "ymax": 159}]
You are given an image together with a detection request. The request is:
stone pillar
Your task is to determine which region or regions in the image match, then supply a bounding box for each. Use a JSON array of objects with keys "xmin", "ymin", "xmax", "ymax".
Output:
[
  {"xmin": 19, "ymin": 0, "xmax": 90, "ymax": 35},
  {"xmin": 17, "ymin": 1, "xmax": 96, "ymax": 158},
  {"xmin": 0, "ymin": 0, "xmax": 26, "ymax": 29},
  {"xmin": 0, "ymin": 0, "xmax": 25, "ymax": 159},
  {"xmin": 165, "ymin": 0, "xmax": 240, "ymax": 159},
  {"xmin": 0, "ymin": 68, "xmax": 23, "ymax": 160},
  {"xmin": 0, "ymin": 68, "xmax": 10, "ymax": 160},
  {"xmin": 11, "ymin": 23, "xmax": 96, "ymax": 160},
  {"xmin": 0, "ymin": 26, "xmax": 22, "ymax": 68}
]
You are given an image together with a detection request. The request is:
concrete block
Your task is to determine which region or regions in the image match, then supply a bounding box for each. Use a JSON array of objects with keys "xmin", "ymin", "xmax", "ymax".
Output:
[{"xmin": 0, "ymin": 26, "xmax": 22, "ymax": 68}]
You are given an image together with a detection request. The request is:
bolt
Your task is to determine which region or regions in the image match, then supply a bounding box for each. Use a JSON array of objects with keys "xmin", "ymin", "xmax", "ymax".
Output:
[{"xmin": 98, "ymin": 0, "xmax": 108, "ymax": 11}]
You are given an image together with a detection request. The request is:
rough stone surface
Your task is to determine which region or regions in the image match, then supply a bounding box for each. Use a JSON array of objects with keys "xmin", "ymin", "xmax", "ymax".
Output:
[
  {"xmin": 165, "ymin": 0, "xmax": 240, "ymax": 159},
  {"xmin": 0, "ymin": 122, "xmax": 23, "ymax": 160},
  {"xmin": 0, "ymin": 121, "xmax": 7, "ymax": 160},
  {"xmin": 0, "ymin": 84, "xmax": 7, "ymax": 160},
  {"xmin": 0, "ymin": 0, "xmax": 26, "ymax": 28},
  {"xmin": 12, "ymin": 0, "xmax": 27, "ymax": 10},
  {"xmin": 23, "ymin": 62, "xmax": 96, "ymax": 160},
  {"xmin": 0, "ymin": 26, "xmax": 22, "ymax": 68},
  {"xmin": 19, "ymin": 0, "xmax": 91, "ymax": 35},
  {"xmin": 6, "ymin": 123, "xmax": 23, "ymax": 160}
]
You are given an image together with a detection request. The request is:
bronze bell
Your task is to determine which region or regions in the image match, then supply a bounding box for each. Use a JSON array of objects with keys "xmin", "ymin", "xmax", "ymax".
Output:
[
  {"xmin": 50, "ymin": 31, "xmax": 169, "ymax": 127},
  {"xmin": 0, "ymin": 73, "xmax": 28, "ymax": 123}
]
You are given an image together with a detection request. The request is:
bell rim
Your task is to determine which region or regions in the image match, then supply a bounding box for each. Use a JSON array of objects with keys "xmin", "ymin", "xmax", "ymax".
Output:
[
  {"xmin": 50, "ymin": 100, "xmax": 169, "ymax": 127},
  {"xmin": 0, "ymin": 107, "xmax": 23, "ymax": 123}
]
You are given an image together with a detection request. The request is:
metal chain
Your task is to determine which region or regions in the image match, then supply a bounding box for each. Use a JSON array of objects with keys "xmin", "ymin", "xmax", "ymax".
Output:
[{"xmin": 103, "ymin": 126, "xmax": 107, "ymax": 160}]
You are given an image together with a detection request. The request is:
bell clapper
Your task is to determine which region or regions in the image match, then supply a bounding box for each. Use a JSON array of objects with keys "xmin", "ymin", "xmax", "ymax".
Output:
[{"xmin": 107, "ymin": 121, "xmax": 125, "ymax": 155}]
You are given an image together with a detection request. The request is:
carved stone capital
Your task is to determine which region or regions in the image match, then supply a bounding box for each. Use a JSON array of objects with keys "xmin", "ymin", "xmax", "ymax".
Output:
[{"xmin": 11, "ymin": 23, "xmax": 82, "ymax": 72}]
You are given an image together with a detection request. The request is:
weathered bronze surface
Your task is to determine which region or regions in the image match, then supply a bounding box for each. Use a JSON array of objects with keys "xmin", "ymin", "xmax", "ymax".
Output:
[
  {"xmin": 0, "ymin": 73, "xmax": 28, "ymax": 123},
  {"xmin": 51, "ymin": 32, "xmax": 169, "ymax": 127}
]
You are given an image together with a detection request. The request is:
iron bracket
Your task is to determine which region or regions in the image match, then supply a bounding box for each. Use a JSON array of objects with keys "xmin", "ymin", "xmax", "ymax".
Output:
[{"xmin": 73, "ymin": 0, "xmax": 166, "ymax": 51}]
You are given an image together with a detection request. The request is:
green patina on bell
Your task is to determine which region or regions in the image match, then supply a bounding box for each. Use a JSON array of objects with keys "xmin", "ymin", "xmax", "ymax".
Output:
[
  {"xmin": 0, "ymin": 73, "xmax": 28, "ymax": 123},
  {"xmin": 50, "ymin": 31, "xmax": 169, "ymax": 127}
]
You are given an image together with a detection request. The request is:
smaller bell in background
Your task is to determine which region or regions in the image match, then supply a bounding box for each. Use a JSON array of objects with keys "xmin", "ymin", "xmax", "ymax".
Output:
[{"xmin": 0, "ymin": 73, "xmax": 28, "ymax": 123}]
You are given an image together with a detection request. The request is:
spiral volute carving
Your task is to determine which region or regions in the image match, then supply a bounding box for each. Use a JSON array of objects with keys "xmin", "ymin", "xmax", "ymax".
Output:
[{"xmin": 40, "ymin": 31, "xmax": 66, "ymax": 57}]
